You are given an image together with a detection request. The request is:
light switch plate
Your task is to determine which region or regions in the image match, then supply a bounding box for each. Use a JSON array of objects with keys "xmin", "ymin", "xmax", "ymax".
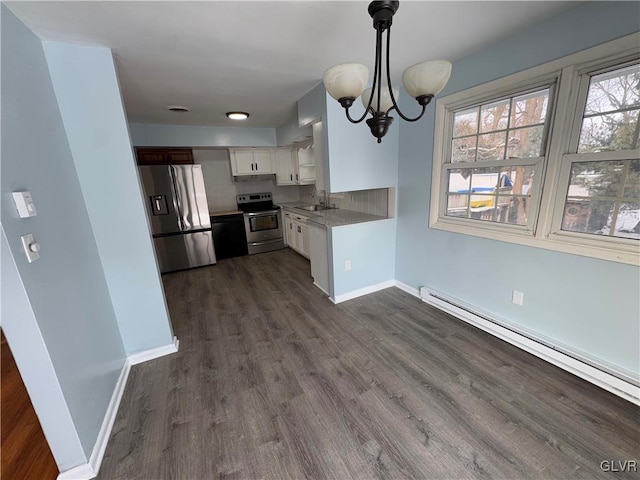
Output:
[
  {"xmin": 12, "ymin": 191, "xmax": 37, "ymax": 218},
  {"xmin": 20, "ymin": 233, "xmax": 40, "ymax": 263}
]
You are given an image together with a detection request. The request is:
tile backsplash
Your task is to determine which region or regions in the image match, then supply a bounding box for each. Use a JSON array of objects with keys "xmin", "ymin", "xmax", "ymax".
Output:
[{"xmin": 301, "ymin": 187, "xmax": 390, "ymax": 217}]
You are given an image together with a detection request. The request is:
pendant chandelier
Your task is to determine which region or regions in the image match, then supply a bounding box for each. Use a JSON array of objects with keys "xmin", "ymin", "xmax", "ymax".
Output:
[{"xmin": 322, "ymin": 1, "xmax": 452, "ymax": 143}]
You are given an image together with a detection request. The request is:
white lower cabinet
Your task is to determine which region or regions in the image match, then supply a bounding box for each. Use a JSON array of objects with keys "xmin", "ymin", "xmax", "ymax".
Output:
[
  {"xmin": 285, "ymin": 211, "xmax": 310, "ymax": 258},
  {"xmin": 308, "ymin": 222, "xmax": 329, "ymax": 295}
]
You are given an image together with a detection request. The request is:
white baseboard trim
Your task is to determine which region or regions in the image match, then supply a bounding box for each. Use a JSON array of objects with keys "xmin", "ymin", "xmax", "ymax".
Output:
[
  {"xmin": 56, "ymin": 360, "xmax": 130, "ymax": 480},
  {"xmin": 57, "ymin": 336, "xmax": 179, "ymax": 480},
  {"xmin": 393, "ymin": 280, "xmax": 420, "ymax": 298},
  {"xmin": 418, "ymin": 286, "xmax": 640, "ymax": 405},
  {"xmin": 87, "ymin": 359, "xmax": 131, "ymax": 475},
  {"xmin": 127, "ymin": 336, "xmax": 179, "ymax": 366},
  {"xmin": 331, "ymin": 280, "xmax": 395, "ymax": 304},
  {"xmin": 57, "ymin": 462, "xmax": 96, "ymax": 480}
]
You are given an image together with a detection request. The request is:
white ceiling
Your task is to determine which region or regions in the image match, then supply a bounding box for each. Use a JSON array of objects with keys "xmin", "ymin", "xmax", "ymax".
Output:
[{"xmin": 6, "ymin": 1, "xmax": 579, "ymax": 128}]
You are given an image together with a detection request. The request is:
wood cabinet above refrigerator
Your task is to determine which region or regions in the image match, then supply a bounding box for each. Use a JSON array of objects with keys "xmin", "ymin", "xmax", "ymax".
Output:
[{"xmin": 135, "ymin": 147, "xmax": 194, "ymax": 165}]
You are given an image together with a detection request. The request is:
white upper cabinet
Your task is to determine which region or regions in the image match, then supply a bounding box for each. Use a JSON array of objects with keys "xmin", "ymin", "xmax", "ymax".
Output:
[
  {"xmin": 274, "ymin": 145, "xmax": 316, "ymax": 186},
  {"xmin": 296, "ymin": 145, "xmax": 316, "ymax": 185},
  {"xmin": 275, "ymin": 147, "xmax": 297, "ymax": 185},
  {"xmin": 229, "ymin": 148, "xmax": 273, "ymax": 175}
]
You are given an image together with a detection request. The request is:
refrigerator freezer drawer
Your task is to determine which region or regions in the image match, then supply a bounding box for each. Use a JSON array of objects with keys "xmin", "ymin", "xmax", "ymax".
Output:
[{"xmin": 153, "ymin": 231, "xmax": 216, "ymax": 273}]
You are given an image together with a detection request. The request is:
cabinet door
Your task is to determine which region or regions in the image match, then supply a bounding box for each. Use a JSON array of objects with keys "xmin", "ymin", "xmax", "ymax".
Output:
[
  {"xmin": 298, "ymin": 223, "xmax": 310, "ymax": 258},
  {"xmin": 275, "ymin": 149, "xmax": 296, "ymax": 185},
  {"xmin": 136, "ymin": 148, "xmax": 167, "ymax": 165},
  {"xmin": 308, "ymin": 224, "xmax": 329, "ymax": 294},
  {"xmin": 285, "ymin": 216, "xmax": 297, "ymax": 250},
  {"xmin": 232, "ymin": 150, "xmax": 256, "ymax": 174},
  {"xmin": 253, "ymin": 150, "xmax": 273, "ymax": 174},
  {"xmin": 166, "ymin": 149, "xmax": 194, "ymax": 164}
]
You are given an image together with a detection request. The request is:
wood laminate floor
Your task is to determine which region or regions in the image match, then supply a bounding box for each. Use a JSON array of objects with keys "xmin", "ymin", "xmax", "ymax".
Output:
[{"xmin": 97, "ymin": 249, "xmax": 639, "ymax": 480}]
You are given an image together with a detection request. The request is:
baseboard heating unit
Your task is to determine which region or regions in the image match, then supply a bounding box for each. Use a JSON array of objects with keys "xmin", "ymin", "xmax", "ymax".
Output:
[{"xmin": 418, "ymin": 286, "xmax": 640, "ymax": 405}]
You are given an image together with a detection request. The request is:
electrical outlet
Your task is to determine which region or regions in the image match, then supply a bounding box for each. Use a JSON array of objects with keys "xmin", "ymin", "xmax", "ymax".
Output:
[
  {"xmin": 512, "ymin": 290, "xmax": 524, "ymax": 306},
  {"xmin": 345, "ymin": 260, "xmax": 352, "ymax": 271}
]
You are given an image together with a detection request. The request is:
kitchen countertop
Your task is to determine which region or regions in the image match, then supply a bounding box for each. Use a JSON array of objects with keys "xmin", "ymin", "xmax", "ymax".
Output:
[
  {"xmin": 278, "ymin": 202, "xmax": 388, "ymax": 228},
  {"xmin": 210, "ymin": 209, "xmax": 243, "ymax": 216}
]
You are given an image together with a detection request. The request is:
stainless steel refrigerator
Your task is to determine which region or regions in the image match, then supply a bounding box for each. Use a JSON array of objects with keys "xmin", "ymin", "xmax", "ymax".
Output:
[{"xmin": 139, "ymin": 164, "xmax": 216, "ymax": 273}]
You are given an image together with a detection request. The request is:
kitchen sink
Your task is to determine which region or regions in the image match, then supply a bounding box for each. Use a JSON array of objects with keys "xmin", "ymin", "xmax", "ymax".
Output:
[{"xmin": 298, "ymin": 204, "xmax": 331, "ymax": 212}]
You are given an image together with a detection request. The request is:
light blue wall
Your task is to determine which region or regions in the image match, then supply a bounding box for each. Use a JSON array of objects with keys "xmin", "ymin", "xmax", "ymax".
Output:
[
  {"xmin": 297, "ymin": 82, "xmax": 400, "ymax": 193},
  {"xmin": 331, "ymin": 219, "xmax": 396, "ymax": 298},
  {"xmin": 129, "ymin": 122, "xmax": 277, "ymax": 147},
  {"xmin": 43, "ymin": 42, "xmax": 174, "ymax": 355},
  {"xmin": 1, "ymin": 228, "xmax": 85, "ymax": 470},
  {"xmin": 276, "ymin": 112, "xmax": 312, "ymax": 146},
  {"xmin": 395, "ymin": 1, "xmax": 640, "ymax": 376},
  {"xmin": 325, "ymin": 90, "xmax": 399, "ymax": 193},
  {"xmin": 1, "ymin": 5, "xmax": 126, "ymax": 463}
]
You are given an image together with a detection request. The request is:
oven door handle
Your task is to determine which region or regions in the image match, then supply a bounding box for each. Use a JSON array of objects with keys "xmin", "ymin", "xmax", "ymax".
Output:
[{"xmin": 245, "ymin": 211, "xmax": 277, "ymax": 217}]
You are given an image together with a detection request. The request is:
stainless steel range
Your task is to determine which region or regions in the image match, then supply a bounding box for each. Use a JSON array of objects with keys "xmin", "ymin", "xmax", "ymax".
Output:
[{"xmin": 237, "ymin": 193, "xmax": 284, "ymax": 255}]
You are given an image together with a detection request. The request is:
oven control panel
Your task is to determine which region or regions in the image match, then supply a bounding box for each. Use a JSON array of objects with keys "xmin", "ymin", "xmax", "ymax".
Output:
[{"xmin": 237, "ymin": 192, "xmax": 272, "ymax": 204}]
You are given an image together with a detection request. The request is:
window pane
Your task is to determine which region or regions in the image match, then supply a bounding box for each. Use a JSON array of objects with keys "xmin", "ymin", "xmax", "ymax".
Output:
[
  {"xmin": 511, "ymin": 89, "xmax": 549, "ymax": 127},
  {"xmin": 453, "ymin": 107, "xmax": 478, "ymax": 137},
  {"xmin": 578, "ymin": 110, "xmax": 640, "ymax": 152},
  {"xmin": 448, "ymin": 169, "xmax": 471, "ymax": 192},
  {"xmin": 561, "ymin": 199, "xmax": 615, "ymax": 235},
  {"xmin": 500, "ymin": 196, "xmax": 530, "ymax": 226},
  {"xmin": 568, "ymin": 161, "xmax": 624, "ymax": 198},
  {"xmin": 501, "ymin": 165, "xmax": 536, "ymax": 196},
  {"xmin": 507, "ymin": 126, "xmax": 545, "ymax": 158},
  {"xmin": 451, "ymin": 136, "xmax": 477, "ymax": 163},
  {"xmin": 584, "ymin": 64, "xmax": 640, "ymax": 115},
  {"xmin": 623, "ymin": 159, "xmax": 640, "ymax": 198},
  {"xmin": 446, "ymin": 194, "xmax": 469, "ymax": 217},
  {"xmin": 614, "ymin": 204, "xmax": 640, "ymax": 239},
  {"xmin": 477, "ymin": 132, "xmax": 507, "ymax": 160},
  {"xmin": 469, "ymin": 194, "xmax": 495, "ymax": 209},
  {"xmin": 480, "ymin": 99, "xmax": 510, "ymax": 133},
  {"xmin": 445, "ymin": 166, "xmax": 531, "ymax": 226}
]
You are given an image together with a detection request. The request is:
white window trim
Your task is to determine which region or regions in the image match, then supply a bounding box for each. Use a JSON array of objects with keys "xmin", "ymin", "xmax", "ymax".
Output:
[{"xmin": 430, "ymin": 33, "xmax": 640, "ymax": 266}]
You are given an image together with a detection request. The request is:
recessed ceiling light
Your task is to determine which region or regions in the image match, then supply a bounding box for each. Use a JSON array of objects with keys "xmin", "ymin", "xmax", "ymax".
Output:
[
  {"xmin": 226, "ymin": 111, "xmax": 249, "ymax": 120},
  {"xmin": 166, "ymin": 105, "xmax": 190, "ymax": 112}
]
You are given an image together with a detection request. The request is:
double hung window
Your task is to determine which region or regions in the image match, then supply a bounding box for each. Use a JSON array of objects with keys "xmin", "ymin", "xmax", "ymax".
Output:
[
  {"xmin": 552, "ymin": 63, "xmax": 639, "ymax": 243},
  {"xmin": 430, "ymin": 34, "xmax": 639, "ymax": 265}
]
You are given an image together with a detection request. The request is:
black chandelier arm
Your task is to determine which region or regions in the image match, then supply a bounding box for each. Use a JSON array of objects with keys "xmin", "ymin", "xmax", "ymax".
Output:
[
  {"xmin": 383, "ymin": 26, "xmax": 429, "ymax": 122},
  {"xmin": 343, "ymin": 26, "xmax": 383, "ymax": 124}
]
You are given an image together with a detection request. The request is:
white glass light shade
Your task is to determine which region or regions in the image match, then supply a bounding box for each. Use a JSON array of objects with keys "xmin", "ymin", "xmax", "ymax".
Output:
[
  {"xmin": 323, "ymin": 63, "xmax": 370, "ymax": 101},
  {"xmin": 402, "ymin": 60, "xmax": 452, "ymax": 98},
  {"xmin": 361, "ymin": 87, "xmax": 400, "ymax": 113}
]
